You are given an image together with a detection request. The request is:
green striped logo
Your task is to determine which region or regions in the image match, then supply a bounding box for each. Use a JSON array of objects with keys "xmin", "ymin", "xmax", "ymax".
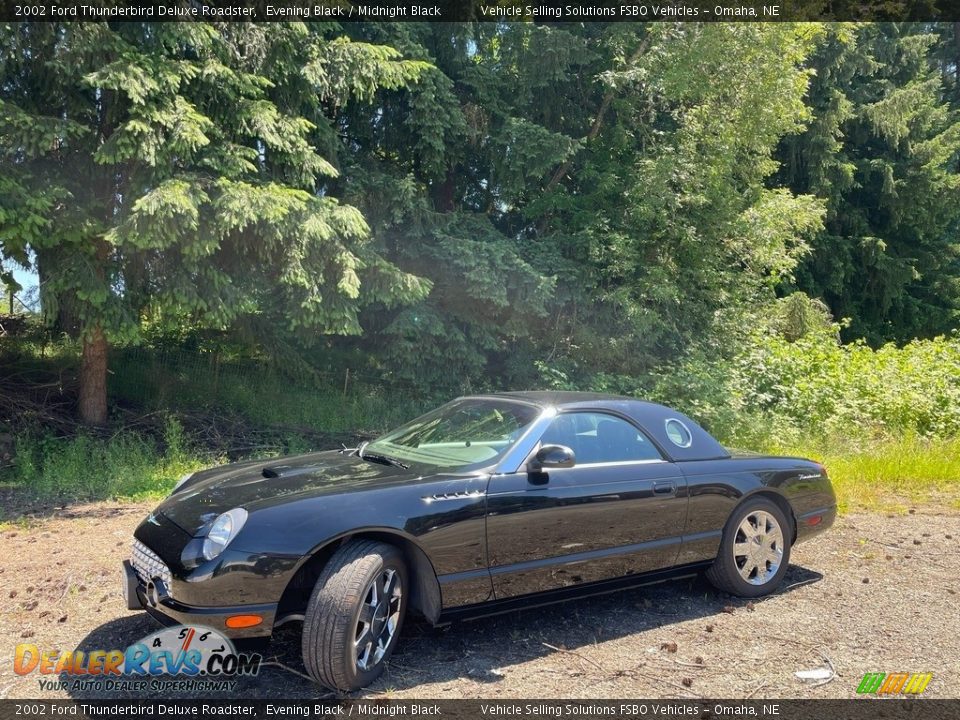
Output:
[
  {"xmin": 857, "ymin": 672, "xmax": 932, "ymax": 694},
  {"xmin": 857, "ymin": 673, "xmax": 886, "ymax": 693}
]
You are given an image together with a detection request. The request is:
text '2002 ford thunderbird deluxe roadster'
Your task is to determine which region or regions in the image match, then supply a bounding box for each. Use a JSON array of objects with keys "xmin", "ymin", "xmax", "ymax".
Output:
[{"xmin": 123, "ymin": 392, "xmax": 836, "ymax": 690}]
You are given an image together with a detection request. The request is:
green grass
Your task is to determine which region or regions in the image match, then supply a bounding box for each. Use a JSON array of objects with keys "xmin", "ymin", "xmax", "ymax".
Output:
[
  {"xmin": 9, "ymin": 425, "xmax": 959, "ymax": 513},
  {"xmin": 0, "ymin": 510, "xmax": 35, "ymax": 531},
  {"xmin": 765, "ymin": 435, "xmax": 960, "ymax": 513},
  {"xmin": 1, "ymin": 340, "xmax": 429, "ymax": 507},
  {"xmin": 8, "ymin": 418, "xmax": 214, "ymax": 503}
]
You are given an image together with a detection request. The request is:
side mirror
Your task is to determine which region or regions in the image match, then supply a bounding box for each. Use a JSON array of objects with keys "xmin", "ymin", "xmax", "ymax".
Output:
[{"xmin": 528, "ymin": 444, "xmax": 576, "ymax": 472}]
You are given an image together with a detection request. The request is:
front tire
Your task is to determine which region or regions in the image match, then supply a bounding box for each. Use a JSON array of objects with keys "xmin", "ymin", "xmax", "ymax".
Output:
[
  {"xmin": 706, "ymin": 497, "xmax": 792, "ymax": 598},
  {"xmin": 302, "ymin": 540, "xmax": 407, "ymax": 691}
]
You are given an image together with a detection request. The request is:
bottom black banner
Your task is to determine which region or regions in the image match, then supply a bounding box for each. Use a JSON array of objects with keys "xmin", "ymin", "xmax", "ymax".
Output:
[{"xmin": 0, "ymin": 699, "xmax": 955, "ymax": 720}]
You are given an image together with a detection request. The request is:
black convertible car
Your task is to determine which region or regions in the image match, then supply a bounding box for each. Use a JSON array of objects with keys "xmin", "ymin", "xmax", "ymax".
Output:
[{"xmin": 123, "ymin": 392, "xmax": 835, "ymax": 690}]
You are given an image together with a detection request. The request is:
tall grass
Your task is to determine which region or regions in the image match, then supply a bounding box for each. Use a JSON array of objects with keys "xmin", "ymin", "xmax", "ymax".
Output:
[
  {"xmin": 10, "ymin": 418, "xmax": 213, "ymax": 502},
  {"xmin": 2, "ymin": 342, "xmax": 433, "ymax": 505},
  {"xmin": 764, "ymin": 435, "xmax": 960, "ymax": 512}
]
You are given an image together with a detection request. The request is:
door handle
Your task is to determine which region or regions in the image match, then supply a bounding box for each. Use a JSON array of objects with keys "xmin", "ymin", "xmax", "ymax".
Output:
[{"xmin": 653, "ymin": 481, "xmax": 676, "ymax": 495}]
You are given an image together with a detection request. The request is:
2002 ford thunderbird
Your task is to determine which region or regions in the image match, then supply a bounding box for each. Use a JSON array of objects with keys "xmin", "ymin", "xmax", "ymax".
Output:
[{"xmin": 123, "ymin": 392, "xmax": 836, "ymax": 690}]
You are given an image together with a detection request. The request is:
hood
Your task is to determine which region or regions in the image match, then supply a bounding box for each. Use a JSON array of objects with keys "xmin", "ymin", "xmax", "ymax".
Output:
[{"xmin": 155, "ymin": 450, "xmax": 420, "ymax": 535}]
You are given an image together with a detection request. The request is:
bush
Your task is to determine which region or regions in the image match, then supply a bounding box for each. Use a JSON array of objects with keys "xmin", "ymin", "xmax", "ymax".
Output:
[
  {"xmin": 646, "ymin": 328, "xmax": 960, "ymax": 446},
  {"xmin": 5, "ymin": 329, "xmax": 960, "ymax": 512},
  {"xmin": 638, "ymin": 329, "xmax": 960, "ymax": 511},
  {"xmin": 732, "ymin": 331, "xmax": 960, "ymax": 440}
]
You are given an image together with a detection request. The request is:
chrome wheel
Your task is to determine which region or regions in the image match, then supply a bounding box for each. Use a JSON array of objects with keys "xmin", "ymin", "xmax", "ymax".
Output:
[
  {"xmin": 733, "ymin": 510, "xmax": 784, "ymax": 586},
  {"xmin": 354, "ymin": 567, "xmax": 402, "ymax": 671}
]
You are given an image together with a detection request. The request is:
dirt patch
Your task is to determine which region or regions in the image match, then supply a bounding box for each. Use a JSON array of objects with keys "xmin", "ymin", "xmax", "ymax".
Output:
[{"xmin": 1, "ymin": 501, "xmax": 958, "ymax": 700}]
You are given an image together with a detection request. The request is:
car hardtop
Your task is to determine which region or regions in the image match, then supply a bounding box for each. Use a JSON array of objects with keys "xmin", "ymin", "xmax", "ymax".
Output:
[{"xmin": 462, "ymin": 391, "xmax": 731, "ymax": 462}]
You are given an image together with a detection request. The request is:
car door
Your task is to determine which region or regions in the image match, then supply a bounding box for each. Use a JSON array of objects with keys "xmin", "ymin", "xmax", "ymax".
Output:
[{"xmin": 485, "ymin": 411, "xmax": 689, "ymax": 599}]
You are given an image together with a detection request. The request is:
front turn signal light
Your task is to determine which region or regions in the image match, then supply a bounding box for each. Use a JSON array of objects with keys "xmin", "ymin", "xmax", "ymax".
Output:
[{"xmin": 225, "ymin": 615, "xmax": 263, "ymax": 629}]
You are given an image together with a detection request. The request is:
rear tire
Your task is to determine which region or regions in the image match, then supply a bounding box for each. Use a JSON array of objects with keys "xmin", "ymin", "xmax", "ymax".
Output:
[
  {"xmin": 302, "ymin": 540, "xmax": 407, "ymax": 691},
  {"xmin": 706, "ymin": 497, "xmax": 792, "ymax": 598}
]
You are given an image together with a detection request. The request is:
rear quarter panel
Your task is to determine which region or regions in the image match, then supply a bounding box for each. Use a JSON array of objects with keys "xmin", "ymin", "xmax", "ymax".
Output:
[{"xmin": 674, "ymin": 457, "xmax": 836, "ymax": 565}]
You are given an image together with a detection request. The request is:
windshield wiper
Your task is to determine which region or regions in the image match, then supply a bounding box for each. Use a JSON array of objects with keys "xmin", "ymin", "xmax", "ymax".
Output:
[{"xmin": 359, "ymin": 451, "xmax": 410, "ymax": 470}]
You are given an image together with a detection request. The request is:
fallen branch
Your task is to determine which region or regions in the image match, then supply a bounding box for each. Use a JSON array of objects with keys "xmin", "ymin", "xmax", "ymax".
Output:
[
  {"xmin": 260, "ymin": 660, "xmax": 316, "ymax": 683},
  {"xmin": 542, "ymin": 642, "xmax": 606, "ymax": 672},
  {"xmin": 781, "ymin": 576, "xmax": 821, "ymax": 592},
  {"xmin": 667, "ymin": 658, "xmax": 709, "ymax": 669}
]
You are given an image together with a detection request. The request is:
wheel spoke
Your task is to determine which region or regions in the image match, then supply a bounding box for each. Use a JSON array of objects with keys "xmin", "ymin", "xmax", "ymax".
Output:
[
  {"xmin": 757, "ymin": 512, "xmax": 770, "ymax": 534},
  {"xmin": 734, "ymin": 541, "xmax": 751, "ymax": 557},
  {"xmin": 355, "ymin": 623, "xmax": 372, "ymax": 649},
  {"xmin": 358, "ymin": 603, "xmax": 375, "ymax": 625},
  {"xmin": 358, "ymin": 642, "xmax": 373, "ymax": 669},
  {"xmin": 383, "ymin": 568, "xmax": 397, "ymax": 598},
  {"xmin": 354, "ymin": 623, "xmax": 374, "ymax": 669}
]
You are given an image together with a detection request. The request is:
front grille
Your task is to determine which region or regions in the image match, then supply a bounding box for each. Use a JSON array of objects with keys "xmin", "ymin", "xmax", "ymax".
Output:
[{"xmin": 131, "ymin": 539, "xmax": 173, "ymax": 592}]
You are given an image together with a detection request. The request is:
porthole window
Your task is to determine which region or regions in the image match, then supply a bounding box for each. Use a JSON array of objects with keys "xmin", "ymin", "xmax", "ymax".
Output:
[{"xmin": 665, "ymin": 418, "xmax": 692, "ymax": 448}]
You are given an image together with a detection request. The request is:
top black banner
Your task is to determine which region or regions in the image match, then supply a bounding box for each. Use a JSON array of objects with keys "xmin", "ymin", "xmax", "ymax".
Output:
[{"xmin": 0, "ymin": 0, "xmax": 958, "ymax": 23}]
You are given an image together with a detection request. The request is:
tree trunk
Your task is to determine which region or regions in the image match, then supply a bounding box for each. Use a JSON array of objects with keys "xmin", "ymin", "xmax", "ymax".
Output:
[
  {"xmin": 79, "ymin": 325, "xmax": 109, "ymax": 426},
  {"xmin": 432, "ymin": 167, "xmax": 457, "ymax": 212}
]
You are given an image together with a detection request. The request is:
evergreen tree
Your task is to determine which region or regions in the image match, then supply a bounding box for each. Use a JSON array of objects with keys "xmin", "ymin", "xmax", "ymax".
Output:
[
  {"xmin": 328, "ymin": 23, "xmax": 827, "ymax": 389},
  {"xmin": 531, "ymin": 23, "xmax": 827, "ymax": 377},
  {"xmin": 326, "ymin": 23, "xmax": 587, "ymax": 391},
  {"xmin": 776, "ymin": 23, "xmax": 960, "ymax": 343},
  {"xmin": 0, "ymin": 22, "xmax": 430, "ymax": 423}
]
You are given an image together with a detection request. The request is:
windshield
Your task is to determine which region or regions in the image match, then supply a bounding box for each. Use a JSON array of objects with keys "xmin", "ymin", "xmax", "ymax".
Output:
[{"xmin": 364, "ymin": 398, "xmax": 541, "ymax": 471}]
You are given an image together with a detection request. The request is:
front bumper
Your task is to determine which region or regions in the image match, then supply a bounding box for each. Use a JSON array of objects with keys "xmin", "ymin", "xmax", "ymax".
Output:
[{"xmin": 121, "ymin": 559, "xmax": 277, "ymax": 639}]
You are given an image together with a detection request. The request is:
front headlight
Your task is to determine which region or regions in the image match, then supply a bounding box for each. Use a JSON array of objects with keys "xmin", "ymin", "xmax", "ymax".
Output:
[
  {"xmin": 202, "ymin": 508, "xmax": 248, "ymax": 561},
  {"xmin": 171, "ymin": 472, "xmax": 194, "ymax": 495}
]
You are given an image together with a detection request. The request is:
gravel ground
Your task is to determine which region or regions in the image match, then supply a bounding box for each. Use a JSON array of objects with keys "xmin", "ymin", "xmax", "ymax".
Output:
[{"xmin": 1, "ymin": 501, "xmax": 958, "ymax": 700}]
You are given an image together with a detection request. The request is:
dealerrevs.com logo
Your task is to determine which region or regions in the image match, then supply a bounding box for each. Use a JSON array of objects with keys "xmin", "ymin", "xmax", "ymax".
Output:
[{"xmin": 14, "ymin": 625, "xmax": 261, "ymax": 692}]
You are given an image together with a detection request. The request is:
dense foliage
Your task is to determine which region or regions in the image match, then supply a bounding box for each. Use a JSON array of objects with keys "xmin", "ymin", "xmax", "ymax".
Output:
[
  {"xmin": 2, "ymin": 20, "xmax": 959, "ymax": 452},
  {"xmin": 776, "ymin": 24, "xmax": 960, "ymax": 344},
  {"xmin": 649, "ymin": 327, "xmax": 960, "ymax": 445}
]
